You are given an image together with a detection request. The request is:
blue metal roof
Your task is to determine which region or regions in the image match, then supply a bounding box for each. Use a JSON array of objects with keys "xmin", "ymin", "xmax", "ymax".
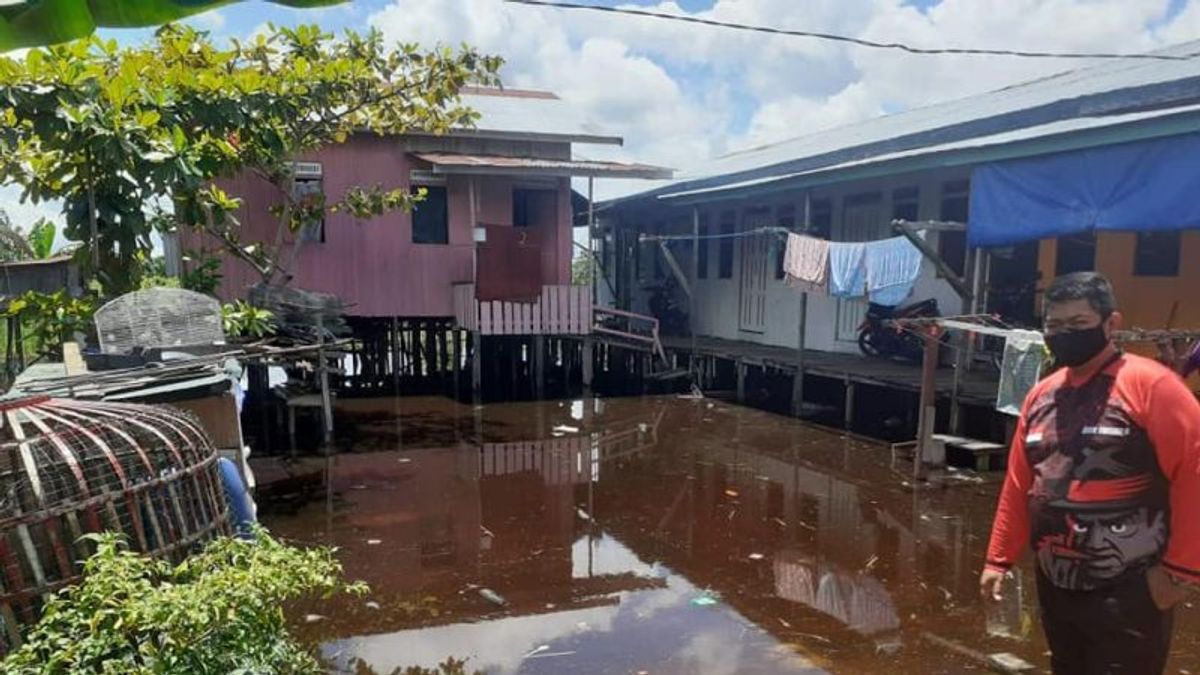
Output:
[{"xmin": 607, "ymin": 39, "xmax": 1200, "ymax": 209}]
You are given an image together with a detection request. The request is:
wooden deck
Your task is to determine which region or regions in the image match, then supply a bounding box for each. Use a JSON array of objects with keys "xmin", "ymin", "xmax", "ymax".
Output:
[
  {"xmin": 660, "ymin": 335, "xmax": 1000, "ymax": 406},
  {"xmin": 453, "ymin": 283, "xmax": 592, "ymax": 336}
]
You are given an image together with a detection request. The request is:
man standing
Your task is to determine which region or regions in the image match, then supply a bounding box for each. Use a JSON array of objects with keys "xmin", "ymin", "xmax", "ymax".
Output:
[{"xmin": 981, "ymin": 272, "xmax": 1200, "ymax": 674}]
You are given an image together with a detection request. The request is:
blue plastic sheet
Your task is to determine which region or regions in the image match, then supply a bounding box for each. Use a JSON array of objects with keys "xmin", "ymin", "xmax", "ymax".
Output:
[{"xmin": 968, "ymin": 133, "xmax": 1200, "ymax": 248}]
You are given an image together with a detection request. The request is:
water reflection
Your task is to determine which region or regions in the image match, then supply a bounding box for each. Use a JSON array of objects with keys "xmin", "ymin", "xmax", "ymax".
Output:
[{"xmin": 262, "ymin": 396, "xmax": 1199, "ymax": 675}]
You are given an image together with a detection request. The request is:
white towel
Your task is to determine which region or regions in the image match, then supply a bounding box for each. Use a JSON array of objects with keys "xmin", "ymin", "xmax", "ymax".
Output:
[{"xmin": 783, "ymin": 233, "xmax": 829, "ymax": 293}]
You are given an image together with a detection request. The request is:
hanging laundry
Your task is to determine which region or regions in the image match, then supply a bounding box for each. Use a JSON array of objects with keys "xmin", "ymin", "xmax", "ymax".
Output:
[
  {"xmin": 828, "ymin": 242, "xmax": 868, "ymax": 298},
  {"xmin": 865, "ymin": 235, "xmax": 923, "ymax": 307},
  {"xmin": 996, "ymin": 330, "xmax": 1047, "ymax": 415},
  {"xmin": 783, "ymin": 233, "xmax": 829, "ymax": 293}
]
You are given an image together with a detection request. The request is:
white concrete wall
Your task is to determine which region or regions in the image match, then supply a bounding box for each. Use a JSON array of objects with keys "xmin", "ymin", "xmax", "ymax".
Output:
[{"xmin": 606, "ymin": 167, "xmax": 971, "ymax": 355}]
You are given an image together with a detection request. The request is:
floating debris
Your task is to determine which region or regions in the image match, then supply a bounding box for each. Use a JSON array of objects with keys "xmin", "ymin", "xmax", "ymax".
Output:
[
  {"xmin": 350, "ymin": 484, "xmax": 368, "ymax": 490},
  {"xmin": 862, "ymin": 555, "xmax": 880, "ymax": 572},
  {"xmin": 366, "ymin": 539, "xmax": 382, "ymax": 545},
  {"xmin": 576, "ymin": 507, "xmax": 592, "ymax": 521},
  {"xmin": 304, "ymin": 614, "xmax": 326, "ymax": 624},
  {"xmin": 748, "ymin": 553, "xmax": 765, "ymax": 561},
  {"xmin": 724, "ymin": 488, "xmax": 739, "ymax": 498},
  {"xmin": 365, "ymin": 601, "xmax": 381, "ymax": 610},
  {"xmin": 988, "ymin": 652, "xmax": 1036, "ymax": 673},
  {"xmin": 524, "ymin": 645, "xmax": 550, "ymax": 658},
  {"xmin": 691, "ymin": 590, "xmax": 721, "ymax": 606},
  {"xmin": 479, "ymin": 588, "xmax": 508, "ymax": 606},
  {"xmin": 397, "ymin": 457, "xmax": 412, "ymax": 464},
  {"xmin": 553, "ymin": 425, "xmax": 580, "ymax": 434}
]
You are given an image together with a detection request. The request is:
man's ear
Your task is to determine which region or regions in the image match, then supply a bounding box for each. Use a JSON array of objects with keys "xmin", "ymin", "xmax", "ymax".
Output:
[{"xmin": 1107, "ymin": 311, "xmax": 1124, "ymax": 335}]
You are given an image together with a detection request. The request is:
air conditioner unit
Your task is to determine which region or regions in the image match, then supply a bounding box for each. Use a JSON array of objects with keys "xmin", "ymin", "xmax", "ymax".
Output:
[{"xmin": 292, "ymin": 162, "xmax": 323, "ymax": 178}]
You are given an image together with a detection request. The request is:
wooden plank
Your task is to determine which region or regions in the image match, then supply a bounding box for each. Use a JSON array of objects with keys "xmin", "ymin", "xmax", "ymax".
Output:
[
  {"xmin": 547, "ymin": 286, "xmax": 560, "ymax": 334},
  {"xmin": 479, "ymin": 301, "xmax": 492, "ymax": 336}
]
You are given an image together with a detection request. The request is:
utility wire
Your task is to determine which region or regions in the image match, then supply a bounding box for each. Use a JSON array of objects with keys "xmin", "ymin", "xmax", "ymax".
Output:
[{"xmin": 504, "ymin": 0, "xmax": 1195, "ymax": 61}]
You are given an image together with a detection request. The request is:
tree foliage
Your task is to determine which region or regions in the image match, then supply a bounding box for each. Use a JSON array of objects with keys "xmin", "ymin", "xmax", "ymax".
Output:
[
  {"xmin": 1, "ymin": 529, "xmax": 365, "ymax": 674},
  {"xmin": 0, "ymin": 24, "xmax": 502, "ymax": 296}
]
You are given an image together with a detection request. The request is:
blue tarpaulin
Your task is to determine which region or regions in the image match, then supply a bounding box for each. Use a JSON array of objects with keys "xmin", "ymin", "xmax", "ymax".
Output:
[{"xmin": 968, "ymin": 133, "xmax": 1200, "ymax": 248}]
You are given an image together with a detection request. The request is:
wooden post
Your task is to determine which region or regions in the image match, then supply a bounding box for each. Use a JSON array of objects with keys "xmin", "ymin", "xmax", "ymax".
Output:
[
  {"xmin": 916, "ymin": 326, "xmax": 941, "ymax": 481},
  {"xmin": 390, "ymin": 317, "xmax": 401, "ymax": 395},
  {"xmin": 471, "ymin": 330, "xmax": 482, "ymax": 404},
  {"xmin": 582, "ymin": 336, "xmax": 594, "ymax": 394},
  {"xmin": 534, "ymin": 335, "xmax": 546, "ymax": 400},
  {"xmin": 690, "ymin": 206, "xmax": 700, "ymax": 379},
  {"xmin": 843, "ymin": 373, "xmax": 855, "ymax": 431},
  {"xmin": 317, "ymin": 316, "xmax": 334, "ymax": 455},
  {"xmin": 792, "ymin": 192, "xmax": 810, "ymax": 418},
  {"xmin": 736, "ymin": 359, "xmax": 747, "ymax": 403}
]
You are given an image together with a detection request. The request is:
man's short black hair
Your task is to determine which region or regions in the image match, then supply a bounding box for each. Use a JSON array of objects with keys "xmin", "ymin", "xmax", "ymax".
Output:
[{"xmin": 1044, "ymin": 271, "xmax": 1117, "ymax": 318}]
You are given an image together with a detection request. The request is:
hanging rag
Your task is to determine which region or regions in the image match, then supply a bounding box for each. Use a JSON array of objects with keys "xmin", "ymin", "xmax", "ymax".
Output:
[
  {"xmin": 783, "ymin": 233, "xmax": 829, "ymax": 293},
  {"xmin": 865, "ymin": 235, "xmax": 923, "ymax": 306},
  {"xmin": 827, "ymin": 242, "xmax": 867, "ymax": 298},
  {"xmin": 996, "ymin": 330, "xmax": 1047, "ymax": 415}
]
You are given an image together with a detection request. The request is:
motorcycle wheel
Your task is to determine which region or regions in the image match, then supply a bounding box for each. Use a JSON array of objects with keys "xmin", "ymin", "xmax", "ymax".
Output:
[{"xmin": 858, "ymin": 329, "xmax": 883, "ymax": 357}]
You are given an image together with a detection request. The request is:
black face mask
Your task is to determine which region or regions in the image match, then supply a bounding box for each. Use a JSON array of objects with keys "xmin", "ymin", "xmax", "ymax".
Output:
[{"xmin": 1045, "ymin": 324, "xmax": 1110, "ymax": 368}]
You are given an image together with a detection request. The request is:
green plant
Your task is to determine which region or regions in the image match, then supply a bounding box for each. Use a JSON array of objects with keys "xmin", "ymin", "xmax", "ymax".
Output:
[
  {"xmin": 222, "ymin": 300, "xmax": 276, "ymax": 338},
  {"xmin": 1, "ymin": 529, "xmax": 366, "ymax": 674},
  {"xmin": 2, "ymin": 290, "xmax": 95, "ymax": 359},
  {"xmin": 179, "ymin": 250, "xmax": 223, "ymax": 295}
]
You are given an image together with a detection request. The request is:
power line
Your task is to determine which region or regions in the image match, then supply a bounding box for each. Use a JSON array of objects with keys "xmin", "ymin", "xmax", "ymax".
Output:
[{"xmin": 503, "ymin": 0, "xmax": 1195, "ymax": 62}]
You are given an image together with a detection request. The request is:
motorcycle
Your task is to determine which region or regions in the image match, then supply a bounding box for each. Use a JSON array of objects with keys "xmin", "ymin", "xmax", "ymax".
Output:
[
  {"xmin": 857, "ymin": 298, "xmax": 941, "ymax": 362},
  {"xmin": 647, "ymin": 277, "xmax": 689, "ymax": 336}
]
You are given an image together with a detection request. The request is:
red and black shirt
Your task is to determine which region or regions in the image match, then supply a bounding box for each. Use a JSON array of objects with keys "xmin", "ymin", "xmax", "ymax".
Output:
[{"xmin": 986, "ymin": 352, "xmax": 1200, "ymax": 590}]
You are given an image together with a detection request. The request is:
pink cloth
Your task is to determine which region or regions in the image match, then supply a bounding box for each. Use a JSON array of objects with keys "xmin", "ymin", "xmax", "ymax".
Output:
[{"xmin": 783, "ymin": 233, "xmax": 828, "ymax": 294}]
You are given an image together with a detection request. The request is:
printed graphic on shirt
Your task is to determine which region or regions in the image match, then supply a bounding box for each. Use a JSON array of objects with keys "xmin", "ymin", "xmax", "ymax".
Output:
[{"xmin": 1023, "ymin": 369, "xmax": 1168, "ymax": 590}]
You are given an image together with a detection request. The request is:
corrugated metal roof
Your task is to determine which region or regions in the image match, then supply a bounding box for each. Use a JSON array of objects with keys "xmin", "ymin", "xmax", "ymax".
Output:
[
  {"xmin": 610, "ymin": 39, "xmax": 1200, "ymax": 207},
  {"xmin": 662, "ymin": 103, "xmax": 1200, "ymax": 202},
  {"xmin": 415, "ymin": 152, "xmax": 673, "ymax": 179},
  {"xmin": 453, "ymin": 89, "xmax": 624, "ymax": 146}
]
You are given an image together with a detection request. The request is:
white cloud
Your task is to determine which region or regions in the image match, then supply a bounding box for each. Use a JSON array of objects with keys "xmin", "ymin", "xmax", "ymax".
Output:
[
  {"xmin": 366, "ymin": 0, "xmax": 1200, "ymax": 199},
  {"xmin": 184, "ymin": 9, "xmax": 227, "ymax": 32}
]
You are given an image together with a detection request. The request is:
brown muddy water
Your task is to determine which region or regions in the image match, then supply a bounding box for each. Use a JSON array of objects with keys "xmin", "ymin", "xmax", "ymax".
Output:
[{"xmin": 261, "ymin": 396, "xmax": 1200, "ymax": 675}]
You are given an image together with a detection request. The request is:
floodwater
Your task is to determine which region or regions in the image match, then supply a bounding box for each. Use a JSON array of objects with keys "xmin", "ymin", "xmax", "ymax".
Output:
[{"xmin": 261, "ymin": 396, "xmax": 1200, "ymax": 675}]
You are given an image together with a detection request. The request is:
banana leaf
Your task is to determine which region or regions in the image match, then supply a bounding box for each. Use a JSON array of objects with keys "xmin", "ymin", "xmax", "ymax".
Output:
[{"xmin": 0, "ymin": 0, "xmax": 344, "ymax": 52}]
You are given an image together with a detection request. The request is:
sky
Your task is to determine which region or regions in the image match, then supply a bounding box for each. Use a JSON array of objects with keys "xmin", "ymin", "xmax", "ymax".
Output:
[{"xmin": 3, "ymin": 0, "xmax": 1200, "ymax": 228}]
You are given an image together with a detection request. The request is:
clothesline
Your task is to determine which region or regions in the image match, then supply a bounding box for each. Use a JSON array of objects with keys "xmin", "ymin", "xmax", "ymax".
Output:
[{"xmin": 638, "ymin": 226, "xmax": 790, "ymax": 242}]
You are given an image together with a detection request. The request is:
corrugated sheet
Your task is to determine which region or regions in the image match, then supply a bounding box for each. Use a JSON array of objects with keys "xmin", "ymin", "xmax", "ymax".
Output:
[
  {"xmin": 612, "ymin": 39, "xmax": 1200, "ymax": 206},
  {"xmin": 663, "ymin": 103, "xmax": 1200, "ymax": 201},
  {"xmin": 416, "ymin": 152, "xmax": 673, "ymax": 179},
  {"xmin": 457, "ymin": 89, "xmax": 623, "ymax": 145}
]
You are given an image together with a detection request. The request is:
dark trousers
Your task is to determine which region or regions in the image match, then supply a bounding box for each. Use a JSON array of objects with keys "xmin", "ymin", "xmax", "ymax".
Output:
[{"xmin": 1036, "ymin": 570, "xmax": 1174, "ymax": 675}]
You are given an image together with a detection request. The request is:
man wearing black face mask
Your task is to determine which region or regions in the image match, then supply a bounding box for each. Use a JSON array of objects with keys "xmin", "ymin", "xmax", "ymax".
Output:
[{"xmin": 980, "ymin": 272, "xmax": 1200, "ymax": 674}]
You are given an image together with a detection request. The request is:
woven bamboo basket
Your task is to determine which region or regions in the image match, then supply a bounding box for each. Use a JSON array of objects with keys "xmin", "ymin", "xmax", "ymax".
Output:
[{"xmin": 0, "ymin": 396, "xmax": 231, "ymax": 652}]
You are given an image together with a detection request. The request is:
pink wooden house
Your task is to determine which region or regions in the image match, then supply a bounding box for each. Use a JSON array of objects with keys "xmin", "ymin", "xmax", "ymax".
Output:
[{"xmin": 179, "ymin": 88, "xmax": 668, "ymax": 333}]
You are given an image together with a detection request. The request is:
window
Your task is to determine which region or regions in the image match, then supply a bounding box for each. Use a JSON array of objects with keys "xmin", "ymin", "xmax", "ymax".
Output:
[
  {"xmin": 1133, "ymin": 231, "xmax": 1181, "ymax": 277},
  {"xmin": 776, "ymin": 205, "xmax": 796, "ymax": 279},
  {"xmin": 718, "ymin": 213, "xmax": 735, "ymax": 279},
  {"xmin": 807, "ymin": 198, "xmax": 833, "ymax": 239},
  {"xmin": 892, "ymin": 186, "xmax": 920, "ymax": 224},
  {"xmin": 512, "ymin": 189, "xmax": 534, "ymax": 227},
  {"xmin": 697, "ymin": 218, "xmax": 710, "ymax": 279},
  {"xmin": 293, "ymin": 175, "xmax": 325, "ymax": 243},
  {"xmin": 1055, "ymin": 231, "xmax": 1096, "ymax": 276},
  {"xmin": 412, "ymin": 185, "xmax": 448, "ymax": 244},
  {"xmin": 938, "ymin": 180, "xmax": 969, "ymax": 277}
]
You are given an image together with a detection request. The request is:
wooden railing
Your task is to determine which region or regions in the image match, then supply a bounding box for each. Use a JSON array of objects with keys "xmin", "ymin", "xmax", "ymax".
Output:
[
  {"xmin": 453, "ymin": 284, "xmax": 592, "ymax": 336},
  {"xmin": 593, "ymin": 306, "xmax": 667, "ymax": 364}
]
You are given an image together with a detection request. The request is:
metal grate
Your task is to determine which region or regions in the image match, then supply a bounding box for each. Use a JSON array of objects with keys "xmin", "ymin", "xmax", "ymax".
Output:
[
  {"xmin": 94, "ymin": 288, "xmax": 224, "ymax": 355},
  {"xmin": 0, "ymin": 397, "xmax": 230, "ymax": 652}
]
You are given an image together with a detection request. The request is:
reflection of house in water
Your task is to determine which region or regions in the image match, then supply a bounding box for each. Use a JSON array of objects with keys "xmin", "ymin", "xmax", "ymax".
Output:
[
  {"xmin": 773, "ymin": 551, "xmax": 900, "ymax": 638},
  {"xmin": 277, "ymin": 414, "xmax": 665, "ymax": 637}
]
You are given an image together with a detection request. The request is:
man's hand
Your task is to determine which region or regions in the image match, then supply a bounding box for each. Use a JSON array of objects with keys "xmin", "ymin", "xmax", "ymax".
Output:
[
  {"xmin": 1146, "ymin": 565, "xmax": 1192, "ymax": 611},
  {"xmin": 980, "ymin": 568, "xmax": 1007, "ymax": 602}
]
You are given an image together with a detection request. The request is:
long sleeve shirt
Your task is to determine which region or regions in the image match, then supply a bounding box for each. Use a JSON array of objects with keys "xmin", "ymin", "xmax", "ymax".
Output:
[{"xmin": 985, "ymin": 351, "xmax": 1200, "ymax": 590}]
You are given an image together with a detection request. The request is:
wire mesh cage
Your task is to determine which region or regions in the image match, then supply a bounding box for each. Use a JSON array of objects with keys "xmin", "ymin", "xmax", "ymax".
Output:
[
  {"xmin": 94, "ymin": 287, "xmax": 225, "ymax": 355},
  {"xmin": 0, "ymin": 397, "xmax": 231, "ymax": 652}
]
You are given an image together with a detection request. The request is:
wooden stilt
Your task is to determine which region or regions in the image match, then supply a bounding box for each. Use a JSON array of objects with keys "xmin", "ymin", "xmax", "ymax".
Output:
[
  {"xmin": 843, "ymin": 374, "xmax": 855, "ymax": 431},
  {"xmin": 534, "ymin": 335, "xmax": 546, "ymax": 400},
  {"xmin": 471, "ymin": 330, "xmax": 482, "ymax": 405},
  {"xmin": 736, "ymin": 359, "xmax": 747, "ymax": 403},
  {"xmin": 582, "ymin": 337, "xmax": 594, "ymax": 394},
  {"xmin": 916, "ymin": 327, "xmax": 942, "ymax": 480}
]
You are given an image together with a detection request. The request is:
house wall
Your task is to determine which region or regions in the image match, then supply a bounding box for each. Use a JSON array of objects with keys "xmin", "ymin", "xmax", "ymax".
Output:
[
  {"xmin": 181, "ymin": 136, "xmax": 574, "ymax": 317},
  {"xmin": 1036, "ymin": 230, "xmax": 1200, "ymax": 372},
  {"xmin": 611, "ymin": 168, "xmax": 967, "ymax": 354}
]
